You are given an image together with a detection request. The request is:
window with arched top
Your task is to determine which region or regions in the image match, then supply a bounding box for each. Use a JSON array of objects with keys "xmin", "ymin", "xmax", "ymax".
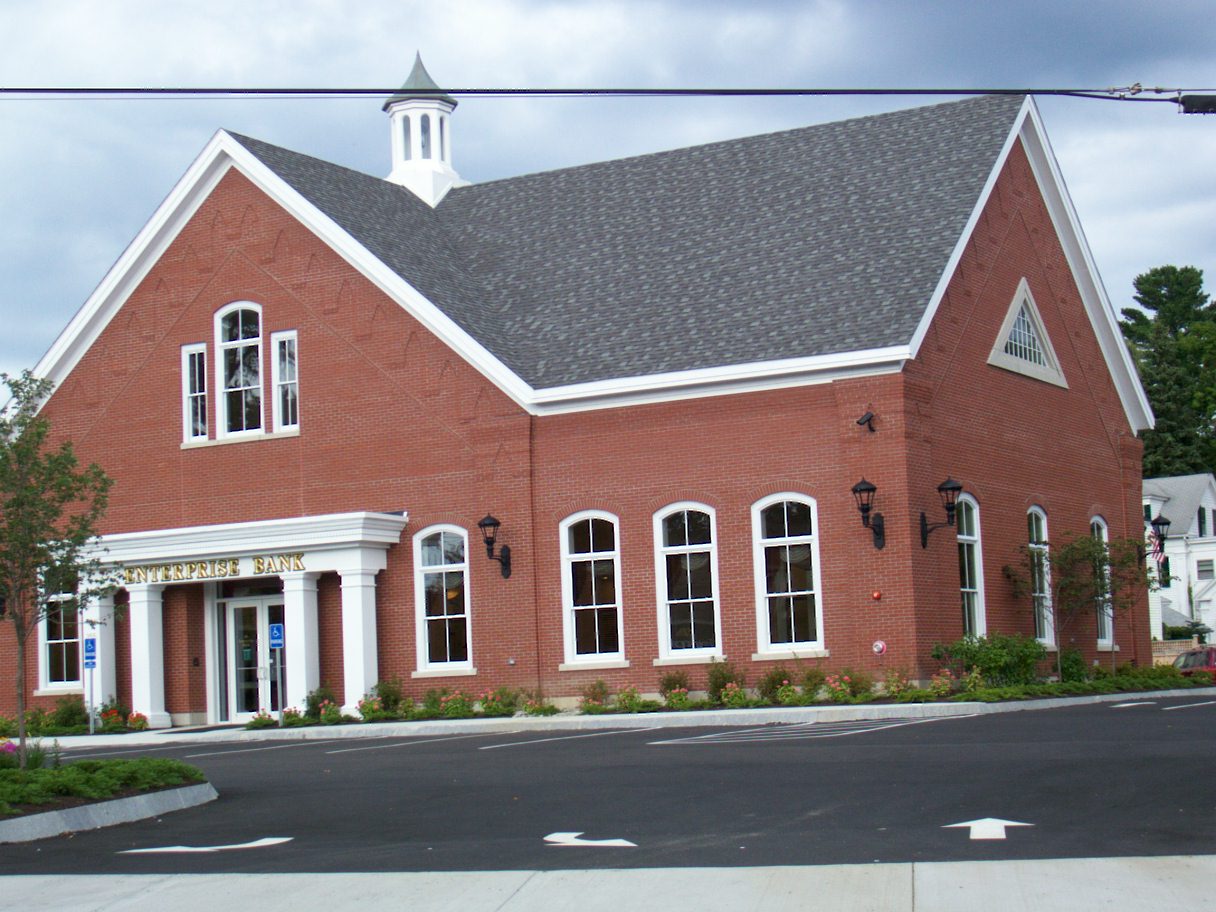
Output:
[
  {"xmin": 559, "ymin": 511, "xmax": 624, "ymax": 665},
  {"xmin": 216, "ymin": 303, "xmax": 263, "ymax": 436},
  {"xmin": 414, "ymin": 525, "xmax": 472, "ymax": 672},
  {"xmin": 402, "ymin": 116, "xmax": 412, "ymax": 161},
  {"xmin": 420, "ymin": 114, "xmax": 432, "ymax": 159},
  {"xmin": 752, "ymin": 495, "xmax": 824, "ymax": 654},
  {"xmin": 655, "ymin": 504, "xmax": 721, "ymax": 659},
  {"xmin": 956, "ymin": 495, "xmax": 986, "ymax": 637},
  {"xmin": 1091, "ymin": 516, "xmax": 1112, "ymax": 644},
  {"xmin": 1028, "ymin": 507, "xmax": 1053, "ymax": 645}
]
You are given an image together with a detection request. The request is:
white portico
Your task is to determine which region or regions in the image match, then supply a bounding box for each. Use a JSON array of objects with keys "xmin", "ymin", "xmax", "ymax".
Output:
[{"xmin": 89, "ymin": 511, "xmax": 407, "ymax": 727}]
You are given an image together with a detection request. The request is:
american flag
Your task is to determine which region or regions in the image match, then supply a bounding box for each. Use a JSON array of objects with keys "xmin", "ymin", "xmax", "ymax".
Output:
[{"xmin": 1152, "ymin": 529, "xmax": 1166, "ymax": 564}]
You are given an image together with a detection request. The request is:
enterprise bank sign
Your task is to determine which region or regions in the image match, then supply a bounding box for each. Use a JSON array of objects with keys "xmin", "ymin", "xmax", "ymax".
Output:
[{"xmin": 122, "ymin": 552, "xmax": 307, "ymax": 585}]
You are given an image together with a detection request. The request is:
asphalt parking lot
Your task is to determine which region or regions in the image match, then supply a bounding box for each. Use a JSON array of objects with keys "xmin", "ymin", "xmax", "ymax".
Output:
[{"xmin": 3, "ymin": 695, "xmax": 1215, "ymax": 875}]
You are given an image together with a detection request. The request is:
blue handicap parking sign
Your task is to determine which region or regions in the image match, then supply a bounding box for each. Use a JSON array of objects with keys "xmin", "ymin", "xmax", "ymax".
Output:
[
  {"xmin": 269, "ymin": 623, "xmax": 285, "ymax": 650},
  {"xmin": 83, "ymin": 637, "xmax": 97, "ymax": 669}
]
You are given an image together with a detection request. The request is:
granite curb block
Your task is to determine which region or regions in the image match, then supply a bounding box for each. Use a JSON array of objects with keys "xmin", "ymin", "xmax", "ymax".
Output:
[
  {"xmin": 0, "ymin": 782, "xmax": 218, "ymax": 844},
  {"xmin": 49, "ymin": 685, "xmax": 1216, "ymax": 750}
]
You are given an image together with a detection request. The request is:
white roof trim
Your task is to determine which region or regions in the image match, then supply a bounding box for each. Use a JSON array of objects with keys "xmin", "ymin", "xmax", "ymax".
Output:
[{"xmin": 908, "ymin": 97, "xmax": 1152, "ymax": 433}]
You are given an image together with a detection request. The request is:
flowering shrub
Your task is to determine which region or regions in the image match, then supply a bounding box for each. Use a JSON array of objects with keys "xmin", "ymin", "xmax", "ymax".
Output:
[
  {"xmin": 929, "ymin": 668, "xmax": 957, "ymax": 697},
  {"xmin": 523, "ymin": 697, "xmax": 559, "ymax": 716},
  {"xmin": 960, "ymin": 667, "xmax": 985, "ymax": 693},
  {"xmin": 357, "ymin": 695, "xmax": 398, "ymax": 721},
  {"xmin": 720, "ymin": 681, "xmax": 750, "ymax": 708},
  {"xmin": 664, "ymin": 687, "xmax": 691, "ymax": 710},
  {"xmin": 440, "ymin": 691, "xmax": 474, "ymax": 719},
  {"xmin": 100, "ymin": 708, "xmax": 126, "ymax": 733},
  {"xmin": 882, "ymin": 668, "xmax": 913, "ymax": 698},
  {"xmin": 126, "ymin": 712, "xmax": 149, "ymax": 731},
  {"xmin": 614, "ymin": 685, "xmax": 644, "ymax": 714},
  {"xmin": 318, "ymin": 699, "xmax": 343, "ymax": 724},
  {"xmin": 281, "ymin": 707, "xmax": 309, "ymax": 727},
  {"xmin": 775, "ymin": 680, "xmax": 802, "ymax": 706},
  {"xmin": 578, "ymin": 679, "xmax": 611, "ymax": 714},
  {"xmin": 478, "ymin": 688, "xmax": 518, "ymax": 717},
  {"xmin": 824, "ymin": 673, "xmax": 854, "ymax": 703},
  {"xmin": 246, "ymin": 709, "xmax": 277, "ymax": 729}
]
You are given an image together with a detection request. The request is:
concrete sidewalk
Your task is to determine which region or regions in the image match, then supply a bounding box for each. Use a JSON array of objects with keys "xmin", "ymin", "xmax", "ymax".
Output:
[
  {"xmin": 44, "ymin": 685, "xmax": 1216, "ymax": 752},
  {"xmin": 3, "ymin": 856, "xmax": 1213, "ymax": 911}
]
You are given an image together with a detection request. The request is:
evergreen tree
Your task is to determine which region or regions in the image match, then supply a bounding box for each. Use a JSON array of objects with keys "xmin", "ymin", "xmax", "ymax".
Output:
[{"xmin": 1120, "ymin": 266, "xmax": 1216, "ymax": 476}]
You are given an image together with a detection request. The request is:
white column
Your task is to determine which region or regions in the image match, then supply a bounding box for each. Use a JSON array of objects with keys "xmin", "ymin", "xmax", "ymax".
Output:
[
  {"xmin": 127, "ymin": 583, "xmax": 171, "ymax": 729},
  {"xmin": 80, "ymin": 592, "xmax": 117, "ymax": 717},
  {"xmin": 282, "ymin": 571, "xmax": 320, "ymax": 711},
  {"xmin": 340, "ymin": 568, "xmax": 379, "ymax": 714}
]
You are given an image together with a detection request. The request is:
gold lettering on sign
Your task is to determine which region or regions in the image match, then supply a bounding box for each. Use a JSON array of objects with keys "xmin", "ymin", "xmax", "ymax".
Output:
[{"xmin": 121, "ymin": 553, "xmax": 304, "ymax": 585}]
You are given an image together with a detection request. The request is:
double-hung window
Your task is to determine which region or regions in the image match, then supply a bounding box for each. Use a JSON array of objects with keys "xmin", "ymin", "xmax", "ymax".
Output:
[
  {"xmin": 181, "ymin": 344, "xmax": 208, "ymax": 441},
  {"xmin": 1028, "ymin": 507, "xmax": 1053, "ymax": 645},
  {"xmin": 655, "ymin": 504, "xmax": 720, "ymax": 659},
  {"xmin": 218, "ymin": 304, "xmax": 263, "ymax": 436},
  {"xmin": 1091, "ymin": 517, "xmax": 1112, "ymax": 645},
  {"xmin": 752, "ymin": 495, "xmax": 823, "ymax": 654},
  {"xmin": 414, "ymin": 526, "xmax": 472, "ymax": 672},
  {"xmin": 42, "ymin": 595, "xmax": 81, "ymax": 689},
  {"xmin": 271, "ymin": 330, "xmax": 299, "ymax": 432},
  {"xmin": 957, "ymin": 496, "xmax": 986, "ymax": 636},
  {"xmin": 560, "ymin": 512, "xmax": 624, "ymax": 665}
]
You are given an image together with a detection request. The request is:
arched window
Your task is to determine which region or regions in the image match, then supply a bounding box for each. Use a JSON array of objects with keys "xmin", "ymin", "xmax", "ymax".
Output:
[
  {"xmin": 559, "ymin": 512, "xmax": 624, "ymax": 664},
  {"xmin": 1091, "ymin": 516, "xmax": 1112, "ymax": 645},
  {"xmin": 655, "ymin": 504, "xmax": 720, "ymax": 659},
  {"xmin": 215, "ymin": 303, "xmax": 263, "ymax": 436},
  {"xmin": 752, "ymin": 495, "xmax": 823, "ymax": 654},
  {"xmin": 1028, "ymin": 507, "xmax": 1053, "ymax": 645},
  {"xmin": 402, "ymin": 116, "xmax": 413, "ymax": 160},
  {"xmin": 956, "ymin": 495, "xmax": 985, "ymax": 636},
  {"xmin": 414, "ymin": 526, "xmax": 471, "ymax": 671},
  {"xmin": 420, "ymin": 114, "xmax": 432, "ymax": 159}
]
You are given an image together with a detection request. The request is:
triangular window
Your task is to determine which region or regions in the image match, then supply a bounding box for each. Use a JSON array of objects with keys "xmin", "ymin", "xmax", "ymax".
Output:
[{"xmin": 987, "ymin": 278, "xmax": 1067, "ymax": 387}]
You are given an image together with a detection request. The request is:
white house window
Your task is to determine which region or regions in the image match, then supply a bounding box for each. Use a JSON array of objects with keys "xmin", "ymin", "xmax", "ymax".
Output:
[
  {"xmin": 414, "ymin": 527, "xmax": 470, "ymax": 669},
  {"xmin": 752, "ymin": 495, "xmax": 822, "ymax": 653},
  {"xmin": 43, "ymin": 596, "xmax": 80, "ymax": 687},
  {"xmin": 181, "ymin": 343, "xmax": 208, "ymax": 442},
  {"xmin": 560, "ymin": 512, "xmax": 623, "ymax": 662},
  {"xmin": 1200, "ymin": 509, "xmax": 1208, "ymax": 538},
  {"xmin": 271, "ymin": 331, "xmax": 299, "ymax": 432},
  {"xmin": 1092, "ymin": 516, "xmax": 1112, "ymax": 644},
  {"xmin": 655, "ymin": 504, "xmax": 720, "ymax": 658},
  {"xmin": 988, "ymin": 278, "xmax": 1067, "ymax": 387},
  {"xmin": 1198, "ymin": 560, "xmax": 1214, "ymax": 581},
  {"xmin": 1028, "ymin": 507, "xmax": 1053, "ymax": 645},
  {"xmin": 957, "ymin": 495, "xmax": 986, "ymax": 637},
  {"xmin": 216, "ymin": 304, "xmax": 263, "ymax": 436}
]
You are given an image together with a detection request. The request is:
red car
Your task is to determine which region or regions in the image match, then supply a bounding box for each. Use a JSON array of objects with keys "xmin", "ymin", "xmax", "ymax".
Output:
[{"xmin": 1173, "ymin": 647, "xmax": 1216, "ymax": 676}]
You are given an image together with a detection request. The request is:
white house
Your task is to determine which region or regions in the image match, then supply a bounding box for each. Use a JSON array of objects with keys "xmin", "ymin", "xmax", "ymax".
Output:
[{"xmin": 1144, "ymin": 473, "xmax": 1216, "ymax": 638}]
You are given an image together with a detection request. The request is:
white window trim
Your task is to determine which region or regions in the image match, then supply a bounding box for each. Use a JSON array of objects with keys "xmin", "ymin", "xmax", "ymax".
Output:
[
  {"xmin": 987, "ymin": 278, "xmax": 1068, "ymax": 387},
  {"xmin": 653, "ymin": 502, "xmax": 723, "ymax": 662},
  {"xmin": 1029, "ymin": 506, "xmax": 1054, "ymax": 646},
  {"xmin": 957, "ymin": 494, "xmax": 987, "ymax": 637},
  {"xmin": 1091, "ymin": 516, "xmax": 1113, "ymax": 645},
  {"xmin": 751, "ymin": 493, "xmax": 825, "ymax": 656},
  {"xmin": 412, "ymin": 524, "xmax": 473, "ymax": 675},
  {"xmin": 181, "ymin": 343, "xmax": 208, "ymax": 442},
  {"xmin": 270, "ymin": 329, "xmax": 300, "ymax": 433},
  {"xmin": 38, "ymin": 595, "xmax": 82, "ymax": 692},
  {"xmin": 214, "ymin": 301, "xmax": 265, "ymax": 440},
  {"xmin": 559, "ymin": 510, "xmax": 625, "ymax": 666}
]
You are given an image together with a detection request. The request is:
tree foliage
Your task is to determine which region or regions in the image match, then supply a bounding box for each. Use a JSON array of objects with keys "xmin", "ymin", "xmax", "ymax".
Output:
[
  {"xmin": 0, "ymin": 371, "xmax": 112, "ymax": 767},
  {"xmin": 1120, "ymin": 265, "xmax": 1216, "ymax": 476}
]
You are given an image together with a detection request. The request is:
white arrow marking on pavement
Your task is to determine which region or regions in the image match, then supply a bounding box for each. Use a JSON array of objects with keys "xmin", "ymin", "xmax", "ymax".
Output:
[
  {"xmin": 544, "ymin": 831, "xmax": 637, "ymax": 848},
  {"xmin": 120, "ymin": 837, "xmax": 294, "ymax": 854},
  {"xmin": 943, "ymin": 818, "xmax": 1033, "ymax": 840}
]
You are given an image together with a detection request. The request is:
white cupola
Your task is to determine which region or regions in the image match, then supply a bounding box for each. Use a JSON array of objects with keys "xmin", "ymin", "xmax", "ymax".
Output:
[{"xmin": 383, "ymin": 54, "xmax": 468, "ymax": 206}]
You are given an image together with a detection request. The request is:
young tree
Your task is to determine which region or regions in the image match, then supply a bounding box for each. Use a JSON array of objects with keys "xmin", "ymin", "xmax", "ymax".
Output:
[
  {"xmin": 1120, "ymin": 265, "xmax": 1216, "ymax": 476},
  {"xmin": 0, "ymin": 371, "xmax": 111, "ymax": 768}
]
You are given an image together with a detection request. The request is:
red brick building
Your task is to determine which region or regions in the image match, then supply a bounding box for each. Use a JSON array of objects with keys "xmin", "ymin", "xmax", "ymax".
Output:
[{"xmin": 6, "ymin": 61, "xmax": 1153, "ymax": 726}]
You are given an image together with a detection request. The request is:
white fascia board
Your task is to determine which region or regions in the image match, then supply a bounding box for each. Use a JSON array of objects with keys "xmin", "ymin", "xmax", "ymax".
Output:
[
  {"xmin": 1017, "ymin": 100, "xmax": 1154, "ymax": 433},
  {"xmin": 529, "ymin": 346, "xmax": 911, "ymax": 415},
  {"xmin": 89, "ymin": 511, "xmax": 409, "ymax": 566}
]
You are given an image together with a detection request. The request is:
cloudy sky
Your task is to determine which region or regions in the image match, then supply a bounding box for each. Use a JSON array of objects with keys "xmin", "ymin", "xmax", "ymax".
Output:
[{"xmin": 1, "ymin": 0, "xmax": 1214, "ymax": 379}]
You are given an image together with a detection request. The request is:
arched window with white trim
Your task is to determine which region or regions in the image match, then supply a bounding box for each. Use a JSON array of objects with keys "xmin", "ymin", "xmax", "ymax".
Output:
[
  {"xmin": 956, "ymin": 495, "xmax": 986, "ymax": 636},
  {"xmin": 1091, "ymin": 516, "xmax": 1112, "ymax": 645},
  {"xmin": 413, "ymin": 525, "xmax": 471, "ymax": 672},
  {"xmin": 655, "ymin": 503, "xmax": 721, "ymax": 659},
  {"xmin": 1028, "ymin": 507, "xmax": 1053, "ymax": 645},
  {"xmin": 752, "ymin": 494, "xmax": 824, "ymax": 654},
  {"xmin": 559, "ymin": 511, "xmax": 624, "ymax": 665},
  {"xmin": 215, "ymin": 302, "xmax": 263, "ymax": 436}
]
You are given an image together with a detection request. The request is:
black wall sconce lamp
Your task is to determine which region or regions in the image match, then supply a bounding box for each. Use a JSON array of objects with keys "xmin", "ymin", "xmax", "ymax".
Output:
[
  {"xmin": 856, "ymin": 411, "xmax": 876, "ymax": 433},
  {"xmin": 919, "ymin": 477, "xmax": 964, "ymax": 548},
  {"xmin": 1149, "ymin": 513, "xmax": 1171, "ymax": 565},
  {"xmin": 851, "ymin": 478, "xmax": 885, "ymax": 549},
  {"xmin": 477, "ymin": 514, "xmax": 512, "ymax": 579}
]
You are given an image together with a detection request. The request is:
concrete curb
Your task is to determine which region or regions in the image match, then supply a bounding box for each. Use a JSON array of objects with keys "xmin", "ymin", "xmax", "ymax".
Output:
[
  {"xmin": 49, "ymin": 685, "xmax": 1216, "ymax": 750},
  {"xmin": 0, "ymin": 782, "xmax": 218, "ymax": 844}
]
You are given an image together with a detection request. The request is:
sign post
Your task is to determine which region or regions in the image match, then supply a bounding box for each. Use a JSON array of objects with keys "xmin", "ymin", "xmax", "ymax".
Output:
[
  {"xmin": 83, "ymin": 638, "xmax": 97, "ymax": 734},
  {"xmin": 268, "ymin": 623, "xmax": 285, "ymax": 726}
]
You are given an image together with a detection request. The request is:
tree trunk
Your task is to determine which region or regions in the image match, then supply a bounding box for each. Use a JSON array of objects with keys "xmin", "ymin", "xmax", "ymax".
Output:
[{"xmin": 13, "ymin": 614, "xmax": 27, "ymax": 771}]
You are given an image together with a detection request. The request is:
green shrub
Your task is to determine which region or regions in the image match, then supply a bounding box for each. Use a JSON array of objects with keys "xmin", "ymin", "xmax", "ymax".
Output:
[
  {"xmin": 658, "ymin": 670, "xmax": 690, "ymax": 697},
  {"xmin": 478, "ymin": 687, "xmax": 519, "ymax": 717},
  {"xmin": 931, "ymin": 633, "xmax": 1046, "ymax": 686},
  {"xmin": 522, "ymin": 694, "xmax": 559, "ymax": 716},
  {"xmin": 1057, "ymin": 649, "xmax": 1088, "ymax": 683},
  {"xmin": 440, "ymin": 691, "xmax": 474, "ymax": 719},
  {"xmin": 579, "ymin": 679, "xmax": 611, "ymax": 713},
  {"xmin": 50, "ymin": 695, "xmax": 89, "ymax": 729},
  {"xmin": 756, "ymin": 666, "xmax": 793, "ymax": 703},
  {"xmin": 245, "ymin": 710, "xmax": 277, "ymax": 729},
  {"xmin": 881, "ymin": 667, "xmax": 913, "ymax": 697},
  {"xmin": 719, "ymin": 681, "xmax": 750, "ymax": 708},
  {"xmin": 0, "ymin": 758, "xmax": 204, "ymax": 816},
  {"xmin": 706, "ymin": 660, "xmax": 745, "ymax": 704},
  {"xmin": 614, "ymin": 685, "xmax": 649, "ymax": 714},
  {"xmin": 280, "ymin": 708, "xmax": 310, "ymax": 727},
  {"xmin": 305, "ymin": 684, "xmax": 337, "ymax": 720},
  {"xmin": 801, "ymin": 666, "xmax": 826, "ymax": 700},
  {"xmin": 664, "ymin": 686, "xmax": 692, "ymax": 710},
  {"xmin": 372, "ymin": 676, "xmax": 407, "ymax": 715}
]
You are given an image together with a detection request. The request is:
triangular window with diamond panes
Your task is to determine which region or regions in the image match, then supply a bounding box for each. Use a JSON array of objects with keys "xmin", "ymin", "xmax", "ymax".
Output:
[{"xmin": 987, "ymin": 278, "xmax": 1067, "ymax": 387}]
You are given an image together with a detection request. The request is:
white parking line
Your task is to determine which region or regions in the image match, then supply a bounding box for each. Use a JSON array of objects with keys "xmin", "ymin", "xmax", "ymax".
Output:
[
  {"xmin": 185, "ymin": 739, "xmax": 347, "ymax": 758},
  {"xmin": 650, "ymin": 715, "xmax": 970, "ymax": 745},
  {"xmin": 1110, "ymin": 702, "xmax": 1157, "ymax": 709},
  {"xmin": 1162, "ymin": 700, "xmax": 1216, "ymax": 711},
  {"xmin": 480, "ymin": 727, "xmax": 659, "ymax": 750},
  {"xmin": 325, "ymin": 732, "xmax": 511, "ymax": 754}
]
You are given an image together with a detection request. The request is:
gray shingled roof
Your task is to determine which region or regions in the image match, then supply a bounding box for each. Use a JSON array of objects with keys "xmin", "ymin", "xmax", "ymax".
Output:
[
  {"xmin": 232, "ymin": 94, "xmax": 1024, "ymax": 389},
  {"xmin": 1144, "ymin": 473, "xmax": 1216, "ymax": 533}
]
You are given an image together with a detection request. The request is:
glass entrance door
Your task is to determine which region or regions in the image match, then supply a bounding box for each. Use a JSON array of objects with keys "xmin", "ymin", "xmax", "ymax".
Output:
[{"xmin": 225, "ymin": 599, "xmax": 285, "ymax": 721}]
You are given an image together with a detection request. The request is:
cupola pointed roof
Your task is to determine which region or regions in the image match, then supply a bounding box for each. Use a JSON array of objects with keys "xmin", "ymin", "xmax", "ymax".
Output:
[{"xmin": 382, "ymin": 53, "xmax": 457, "ymax": 110}]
